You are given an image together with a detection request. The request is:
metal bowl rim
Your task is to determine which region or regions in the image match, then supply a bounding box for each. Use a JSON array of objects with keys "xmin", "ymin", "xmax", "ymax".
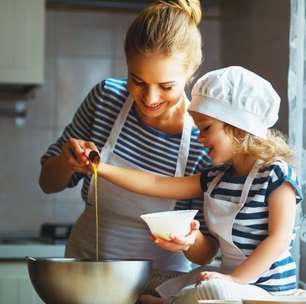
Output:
[{"xmin": 27, "ymin": 256, "xmax": 152, "ymax": 263}]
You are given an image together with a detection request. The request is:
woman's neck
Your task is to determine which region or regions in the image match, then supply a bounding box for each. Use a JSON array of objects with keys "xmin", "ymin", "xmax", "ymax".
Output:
[{"xmin": 231, "ymin": 154, "xmax": 257, "ymax": 176}]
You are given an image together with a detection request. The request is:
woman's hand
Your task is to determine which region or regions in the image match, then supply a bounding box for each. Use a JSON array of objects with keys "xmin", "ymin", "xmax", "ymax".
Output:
[
  {"xmin": 151, "ymin": 220, "xmax": 200, "ymax": 253},
  {"xmin": 196, "ymin": 271, "xmax": 233, "ymax": 284},
  {"xmin": 60, "ymin": 138, "xmax": 99, "ymax": 174}
]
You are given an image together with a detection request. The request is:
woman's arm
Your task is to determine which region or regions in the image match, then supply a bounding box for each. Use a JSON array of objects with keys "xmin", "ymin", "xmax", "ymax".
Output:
[
  {"xmin": 229, "ymin": 182, "xmax": 296, "ymax": 284},
  {"xmin": 40, "ymin": 80, "xmax": 102, "ymax": 193},
  {"xmin": 98, "ymin": 163, "xmax": 203, "ymax": 200},
  {"xmin": 39, "ymin": 155, "xmax": 74, "ymax": 193}
]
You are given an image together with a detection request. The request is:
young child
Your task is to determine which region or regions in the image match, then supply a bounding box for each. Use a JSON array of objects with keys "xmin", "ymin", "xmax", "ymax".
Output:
[{"xmin": 92, "ymin": 66, "xmax": 303, "ymax": 303}]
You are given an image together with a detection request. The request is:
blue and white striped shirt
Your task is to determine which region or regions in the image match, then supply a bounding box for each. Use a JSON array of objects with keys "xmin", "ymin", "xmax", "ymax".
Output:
[
  {"xmin": 200, "ymin": 160, "xmax": 303, "ymax": 295},
  {"xmin": 41, "ymin": 78, "xmax": 211, "ymax": 229}
]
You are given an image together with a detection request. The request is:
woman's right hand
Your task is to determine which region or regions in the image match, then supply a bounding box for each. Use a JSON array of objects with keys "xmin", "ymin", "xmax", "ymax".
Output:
[
  {"xmin": 151, "ymin": 220, "xmax": 200, "ymax": 253},
  {"xmin": 60, "ymin": 138, "xmax": 98, "ymax": 174}
]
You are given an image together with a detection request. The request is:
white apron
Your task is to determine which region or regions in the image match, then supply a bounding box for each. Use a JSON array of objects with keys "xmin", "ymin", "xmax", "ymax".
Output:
[
  {"xmin": 204, "ymin": 160, "xmax": 261, "ymax": 274},
  {"xmin": 157, "ymin": 161, "xmax": 261, "ymax": 298},
  {"xmin": 66, "ymin": 95, "xmax": 194, "ymax": 272}
]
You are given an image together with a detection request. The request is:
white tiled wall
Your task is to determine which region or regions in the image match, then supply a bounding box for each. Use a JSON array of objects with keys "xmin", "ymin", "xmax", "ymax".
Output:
[{"xmin": 0, "ymin": 10, "xmax": 139, "ymax": 236}]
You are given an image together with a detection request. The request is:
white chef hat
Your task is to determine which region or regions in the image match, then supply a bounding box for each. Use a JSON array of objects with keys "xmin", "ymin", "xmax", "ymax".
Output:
[{"xmin": 188, "ymin": 66, "xmax": 280, "ymax": 139}]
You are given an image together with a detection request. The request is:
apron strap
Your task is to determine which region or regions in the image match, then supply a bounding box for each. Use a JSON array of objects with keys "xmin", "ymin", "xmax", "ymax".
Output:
[
  {"xmin": 206, "ymin": 170, "xmax": 225, "ymax": 195},
  {"xmin": 206, "ymin": 160, "xmax": 262, "ymax": 206},
  {"xmin": 175, "ymin": 95, "xmax": 192, "ymax": 177},
  {"xmin": 100, "ymin": 95, "xmax": 134, "ymax": 162},
  {"xmin": 239, "ymin": 160, "xmax": 262, "ymax": 206}
]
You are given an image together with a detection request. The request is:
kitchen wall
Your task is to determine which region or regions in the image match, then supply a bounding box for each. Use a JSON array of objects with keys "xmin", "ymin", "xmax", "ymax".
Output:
[
  {"xmin": 1, "ymin": 0, "xmax": 299, "ymax": 276},
  {"xmin": 219, "ymin": 0, "xmax": 290, "ymax": 134},
  {"xmin": 0, "ymin": 9, "xmax": 137, "ymax": 237}
]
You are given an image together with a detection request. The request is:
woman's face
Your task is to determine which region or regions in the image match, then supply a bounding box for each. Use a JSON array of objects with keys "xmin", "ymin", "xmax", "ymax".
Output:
[
  {"xmin": 190, "ymin": 111, "xmax": 234, "ymax": 166},
  {"xmin": 127, "ymin": 52, "xmax": 190, "ymax": 119}
]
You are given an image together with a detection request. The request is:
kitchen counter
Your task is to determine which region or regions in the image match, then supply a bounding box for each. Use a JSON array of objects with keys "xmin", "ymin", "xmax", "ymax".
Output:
[{"xmin": 0, "ymin": 243, "xmax": 65, "ymax": 259}]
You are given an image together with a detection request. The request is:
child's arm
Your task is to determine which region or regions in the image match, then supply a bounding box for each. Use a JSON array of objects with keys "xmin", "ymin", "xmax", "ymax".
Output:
[
  {"xmin": 97, "ymin": 163, "xmax": 202, "ymax": 200},
  {"xmin": 178, "ymin": 230, "xmax": 219, "ymax": 265},
  {"xmin": 229, "ymin": 182, "xmax": 296, "ymax": 284}
]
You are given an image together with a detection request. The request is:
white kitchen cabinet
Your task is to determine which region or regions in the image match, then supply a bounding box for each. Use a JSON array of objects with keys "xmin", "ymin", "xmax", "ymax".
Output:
[
  {"xmin": 0, "ymin": 0, "xmax": 45, "ymax": 85},
  {"xmin": 0, "ymin": 244, "xmax": 65, "ymax": 304},
  {"xmin": 0, "ymin": 261, "xmax": 43, "ymax": 304}
]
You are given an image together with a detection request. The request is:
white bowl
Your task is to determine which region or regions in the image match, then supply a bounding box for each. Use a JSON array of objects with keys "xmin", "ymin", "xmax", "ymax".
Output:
[
  {"xmin": 242, "ymin": 297, "xmax": 306, "ymax": 304},
  {"xmin": 140, "ymin": 210, "xmax": 198, "ymax": 240}
]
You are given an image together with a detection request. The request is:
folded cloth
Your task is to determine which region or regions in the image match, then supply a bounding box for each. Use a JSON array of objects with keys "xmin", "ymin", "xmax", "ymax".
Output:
[
  {"xmin": 143, "ymin": 269, "xmax": 185, "ymax": 297},
  {"xmin": 156, "ymin": 262, "xmax": 222, "ymax": 299},
  {"xmin": 270, "ymin": 288, "xmax": 306, "ymax": 300},
  {"xmin": 291, "ymin": 289, "xmax": 306, "ymax": 296}
]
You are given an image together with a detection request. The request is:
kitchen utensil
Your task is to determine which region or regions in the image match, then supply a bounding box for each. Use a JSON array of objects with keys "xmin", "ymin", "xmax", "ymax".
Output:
[
  {"xmin": 28, "ymin": 257, "xmax": 151, "ymax": 304},
  {"xmin": 140, "ymin": 209, "xmax": 198, "ymax": 240},
  {"xmin": 40, "ymin": 223, "xmax": 72, "ymax": 243},
  {"xmin": 88, "ymin": 150, "xmax": 100, "ymax": 165},
  {"xmin": 68, "ymin": 148, "xmax": 100, "ymax": 165}
]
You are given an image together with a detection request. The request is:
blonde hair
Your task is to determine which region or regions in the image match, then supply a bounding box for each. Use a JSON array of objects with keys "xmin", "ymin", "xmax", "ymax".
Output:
[
  {"xmin": 124, "ymin": 0, "xmax": 203, "ymax": 79},
  {"xmin": 224, "ymin": 125, "xmax": 295, "ymax": 166}
]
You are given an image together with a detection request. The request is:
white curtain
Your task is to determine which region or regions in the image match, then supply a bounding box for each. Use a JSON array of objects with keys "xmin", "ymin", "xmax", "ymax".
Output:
[{"xmin": 289, "ymin": 0, "xmax": 306, "ymax": 285}]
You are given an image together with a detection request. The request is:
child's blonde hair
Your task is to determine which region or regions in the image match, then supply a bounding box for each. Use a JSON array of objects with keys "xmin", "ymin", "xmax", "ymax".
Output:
[
  {"xmin": 224, "ymin": 125, "xmax": 295, "ymax": 166},
  {"xmin": 124, "ymin": 0, "xmax": 202, "ymax": 79}
]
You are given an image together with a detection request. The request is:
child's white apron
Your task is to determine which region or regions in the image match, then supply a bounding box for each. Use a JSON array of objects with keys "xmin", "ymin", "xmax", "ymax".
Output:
[
  {"xmin": 66, "ymin": 95, "xmax": 194, "ymax": 272},
  {"xmin": 204, "ymin": 160, "xmax": 261, "ymax": 273},
  {"xmin": 157, "ymin": 161, "xmax": 261, "ymax": 297}
]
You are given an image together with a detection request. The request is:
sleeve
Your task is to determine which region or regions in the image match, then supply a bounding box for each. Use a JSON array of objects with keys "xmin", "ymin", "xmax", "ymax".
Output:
[
  {"xmin": 189, "ymin": 129, "xmax": 211, "ymax": 174},
  {"xmin": 266, "ymin": 160, "xmax": 303, "ymax": 205},
  {"xmin": 40, "ymin": 81, "xmax": 104, "ymax": 187}
]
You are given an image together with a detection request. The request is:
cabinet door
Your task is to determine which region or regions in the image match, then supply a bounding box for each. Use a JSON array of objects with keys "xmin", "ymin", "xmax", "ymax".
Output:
[
  {"xmin": 0, "ymin": 262, "xmax": 43, "ymax": 304},
  {"xmin": 0, "ymin": 0, "xmax": 45, "ymax": 84}
]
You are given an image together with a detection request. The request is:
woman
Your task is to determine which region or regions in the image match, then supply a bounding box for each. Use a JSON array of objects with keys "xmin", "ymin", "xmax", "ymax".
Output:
[{"xmin": 39, "ymin": 0, "xmax": 212, "ymax": 292}]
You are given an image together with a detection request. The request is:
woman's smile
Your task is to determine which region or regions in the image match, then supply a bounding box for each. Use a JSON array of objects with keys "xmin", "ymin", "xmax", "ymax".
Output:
[{"xmin": 143, "ymin": 101, "xmax": 166, "ymax": 112}]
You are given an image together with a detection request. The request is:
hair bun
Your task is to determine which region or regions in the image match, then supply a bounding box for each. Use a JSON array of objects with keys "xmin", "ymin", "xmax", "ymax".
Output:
[
  {"xmin": 157, "ymin": 0, "xmax": 202, "ymax": 26},
  {"xmin": 177, "ymin": 0, "xmax": 202, "ymax": 26}
]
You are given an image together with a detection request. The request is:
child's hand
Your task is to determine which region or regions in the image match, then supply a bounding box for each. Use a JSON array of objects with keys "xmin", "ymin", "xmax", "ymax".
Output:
[
  {"xmin": 151, "ymin": 220, "xmax": 200, "ymax": 252},
  {"xmin": 196, "ymin": 271, "xmax": 233, "ymax": 284}
]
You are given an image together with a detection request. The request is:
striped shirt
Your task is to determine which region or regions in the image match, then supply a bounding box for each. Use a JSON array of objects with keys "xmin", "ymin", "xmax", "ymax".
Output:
[
  {"xmin": 41, "ymin": 78, "xmax": 211, "ymax": 229},
  {"xmin": 200, "ymin": 160, "xmax": 303, "ymax": 295}
]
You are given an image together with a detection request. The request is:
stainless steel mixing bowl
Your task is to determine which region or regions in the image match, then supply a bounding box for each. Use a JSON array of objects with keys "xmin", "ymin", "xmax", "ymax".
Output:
[{"xmin": 27, "ymin": 257, "xmax": 152, "ymax": 304}]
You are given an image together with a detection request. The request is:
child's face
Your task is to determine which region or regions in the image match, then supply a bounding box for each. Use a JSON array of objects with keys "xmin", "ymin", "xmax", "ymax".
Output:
[{"xmin": 190, "ymin": 111, "xmax": 234, "ymax": 165}]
